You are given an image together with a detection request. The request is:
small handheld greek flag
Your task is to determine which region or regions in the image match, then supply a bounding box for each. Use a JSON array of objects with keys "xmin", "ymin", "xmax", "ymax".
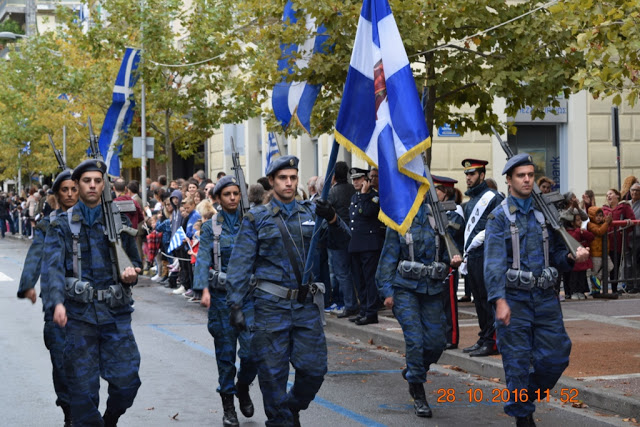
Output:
[
  {"xmin": 98, "ymin": 47, "xmax": 141, "ymax": 176},
  {"xmin": 272, "ymin": 1, "xmax": 329, "ymax": 134},
  {"xmin": 335, "ymin": 0, "xmax": 431, "ymax": 234},
  {"xmin": 265, "ymin": 132, "xmax": 281, "ymax": 175},
  {"xmin": 168, "ymin": 226, "xmax": 187, "ymax": 253}
]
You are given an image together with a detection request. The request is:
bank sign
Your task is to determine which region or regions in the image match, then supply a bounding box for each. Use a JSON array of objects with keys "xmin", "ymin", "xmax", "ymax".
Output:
[{"xmin": 509, "ymin": 99, "xmax": 568, "ymax": 123}]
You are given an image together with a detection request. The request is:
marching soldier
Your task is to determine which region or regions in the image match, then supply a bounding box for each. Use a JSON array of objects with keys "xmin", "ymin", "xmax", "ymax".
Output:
[
  {"xmin": 41, "ymin": 159, "xmax": 142, "ymax": 426},
  {"xmin": 432, "ymin": 175, "xmax": 465, "ymax": 350},
  {"xmin": 460, "ymin": 158, "xmax": 503, "ymax": 357},
  {"xmin": 348, "ymin": 167, "xmax": 386, "ymax": 325},
  {"xmin": 17, "ymin": 169, "xmax": 78, "ymax": 426},
  {"xmin": 193, "ymin": 176, "xmax": 257, "ymax": 426},
  {"xmin": 376, "ymin": 199, "xmax": 462, "ymax": 418},
  {"xmin": 225, "ymin": 155, "xmax": 347, "ymax": 426},
  {"xmin": 484, "ymin": 153, "xmax": 589, "ymax": 426}
]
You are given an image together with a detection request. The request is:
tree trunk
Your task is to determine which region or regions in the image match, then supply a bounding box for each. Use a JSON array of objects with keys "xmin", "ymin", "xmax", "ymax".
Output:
[{"xmin": 164, "ymin": 109, "xmax": 173, "ymax": 180}]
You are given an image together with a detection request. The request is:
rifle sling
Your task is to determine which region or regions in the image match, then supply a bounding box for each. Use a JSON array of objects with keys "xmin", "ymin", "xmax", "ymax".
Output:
[{"xmin": 273, "ymin": 214, "xmax": 304, "ymax": 287}]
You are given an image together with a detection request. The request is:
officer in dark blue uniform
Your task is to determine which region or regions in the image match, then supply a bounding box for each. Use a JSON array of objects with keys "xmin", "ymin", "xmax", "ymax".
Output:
[
  {"xmin": 193, "ymin": 175, "xmax": 257, "ymax": 427},
  {"xmin": 225, "ymin": 155, "xmax": 347, "ymax": 426},
  {"xmin": 460, "ymin": 158, "xmax": 503, "ymax": 357},
  {"xmin": 348, "ymin": 167, "xmax": 386, "ymax": 325},
  {"xmin": 432, "ymin": 175, "xmax": 465, "ymax": 350},
  {"xmin": 484, "ymin": 153, "xmax": 589, "ymax": 427},
  {"xmin": 17, "ymin": 169, "xmax": 77, "ymax": 426},
  {"xmin": 41, "ymin": 159, "xmax": 142, "ymax": 427}
]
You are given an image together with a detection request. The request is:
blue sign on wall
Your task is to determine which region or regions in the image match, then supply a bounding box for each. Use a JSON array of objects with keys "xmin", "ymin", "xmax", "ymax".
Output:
[{"xmin": 437, "ymin": 123, "xmax": 460, "ymax": 137}]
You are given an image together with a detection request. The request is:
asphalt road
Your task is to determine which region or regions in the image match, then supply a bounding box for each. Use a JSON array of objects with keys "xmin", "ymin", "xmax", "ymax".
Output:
[{"xmin": 0, "ymin": 237, "xmax": 631, "ymax": 426}]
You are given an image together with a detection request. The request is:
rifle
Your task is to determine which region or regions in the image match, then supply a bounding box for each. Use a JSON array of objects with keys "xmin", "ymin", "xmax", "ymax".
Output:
[
  {"xmin": 87, "ymin": 118, "xmax": 138, "ymax": 277},
  {"xmin": 230, "ymin": 136, "xmax": 250, "ymax": 216},
  {"xmin": 48, "ymin": 135, "xmax": 66, "ymax": 170},
  {"xmin": 491, "ymin": 126, "xmax": 582, "ymax": 257},
  {"xmin": 421, "ymin": 155, "xmax": 461, "ymax": 260}
]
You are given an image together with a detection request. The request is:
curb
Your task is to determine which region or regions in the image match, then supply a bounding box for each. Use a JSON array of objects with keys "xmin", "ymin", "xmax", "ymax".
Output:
[{"xmin": 325, "ymin": 316, "xmax": 640, "ymax": 419}]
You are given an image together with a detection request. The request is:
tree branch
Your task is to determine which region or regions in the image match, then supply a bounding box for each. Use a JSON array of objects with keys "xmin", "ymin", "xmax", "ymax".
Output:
[{"xmin": 435, "ymin": 82, "xmax": 477, "ymax": 102}]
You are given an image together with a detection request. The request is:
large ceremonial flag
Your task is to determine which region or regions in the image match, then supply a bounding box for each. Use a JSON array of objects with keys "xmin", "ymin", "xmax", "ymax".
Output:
[
  {"xmin": 335, "ymin": 0, "xmax": 431, "ymax": 234},
  {"xmin": 272, "ymin": 1, "xmax": 329, "ymax": 134},
  {"xmin": 265, "ymin": 132, "xmax": 281, "ymax": 175},
  {"xmin": 99, "ymin": 47, "xmax": 141, "ymax": 176}
]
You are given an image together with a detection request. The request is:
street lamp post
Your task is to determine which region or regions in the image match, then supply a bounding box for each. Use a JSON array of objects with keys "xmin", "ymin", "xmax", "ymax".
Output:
[{"xmin": 0, "ymin": 32, "xmax": 27, "ymax": 40}]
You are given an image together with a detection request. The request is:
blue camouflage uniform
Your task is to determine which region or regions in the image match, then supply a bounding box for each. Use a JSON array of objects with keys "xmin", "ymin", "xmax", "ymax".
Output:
[
  {"xmin": 484, "ymin": 195, "xmax": 573, "ymax": 418},
  {"xmin": 375, "ymin": 204, "xmax": 449, "ymax": 383},
  {"xmin": 226, "ymin": 195, "xmax": 350, "ymax": 426},
  {"xmin": 17, "ymin": 212, "xmax": 70, "ymax": 417},
  {"xmin": 41, "ymin": 199, "xmax": 142, "ymax": 426},
  {"xmin": 193, "ymin": 212, "xmax": 257, "ymax": 395}
]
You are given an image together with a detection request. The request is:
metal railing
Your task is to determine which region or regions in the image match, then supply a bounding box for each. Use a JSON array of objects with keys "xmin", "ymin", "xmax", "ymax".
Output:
[{"xmin": 600, "ymin": 219, "xmax": 640, "ymax": 296}]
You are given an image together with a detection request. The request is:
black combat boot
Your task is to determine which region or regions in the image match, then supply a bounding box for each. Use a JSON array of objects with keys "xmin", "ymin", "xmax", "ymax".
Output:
[
  {"xmin": 516, "ymin": 414, "xmax": 537, "ymax": 427},
  {"xmin": 292, "ymin": 409, "xmax": 301, "ymax": 427},
  {"xmin": 408, "ymin": 382, "xmax": 432, "ymax": 418},
  {"xmin": 102, "ymin": 411, "xmax": 120, "ymax": 427},
  {"xmin": 236, "ymin": 382, "xmax": 254, "ymax": 417},
  {"xmin": 221, "ymin": 393, "xmax": 239, "ymax": 426},
  {"xmin": 62, "ymin": 405, "xmax": 72, "ymax": 427}
]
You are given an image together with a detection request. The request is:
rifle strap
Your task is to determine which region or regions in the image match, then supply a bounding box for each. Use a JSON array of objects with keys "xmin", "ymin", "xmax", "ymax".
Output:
[
  {"xmin": 211, "ymin": 215, "xmax": 223, "ymax": 272},
  {"xmin": 501, "ymin": 200, "xmax": 549, "ymax": 270},
  {"xmin": 273, "ymin": 214, "xmax": 303, "ymax": 286},
  {"xmin": 67, "ymin": 206, "xmax": 83, "ymax": 279}
]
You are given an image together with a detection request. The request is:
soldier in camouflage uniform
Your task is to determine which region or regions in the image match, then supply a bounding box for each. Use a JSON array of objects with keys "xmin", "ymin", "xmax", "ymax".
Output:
[
  {"xmin": 376, "ymin": 202, "xmax": 462, "ymax": 418},
  {"xmin": 193, "ymin": 175, "xmax": 257, "ymax": 426},
  {"xmin": 41, "ymin": 159, "xmax": 142, "ymax": 427},
  {"xmin": 225, "ymin": 155, "xmax": 347, "ymax": 426},
  {"xmin": 17, "ymin": 169, "xmax": 77, "ymax": 426},
  {"xmin": 484, "ymin": 153, "xmax": 589, "ymax": 427}
]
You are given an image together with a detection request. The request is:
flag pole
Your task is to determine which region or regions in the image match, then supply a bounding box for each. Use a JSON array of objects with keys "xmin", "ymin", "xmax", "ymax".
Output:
[{"xmin": 301, "ymin": 138, "xmax": 339, "ymax": 284}]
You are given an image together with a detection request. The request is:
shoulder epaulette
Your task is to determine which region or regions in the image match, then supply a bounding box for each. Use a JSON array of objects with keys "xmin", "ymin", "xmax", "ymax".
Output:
[
  {"xmin": 245, "ymin": 212, "xmax": 255, "ymax": 222},
  {"xmin": 487, "ymin": 213, "xmax": 495, "ymax": 220}
]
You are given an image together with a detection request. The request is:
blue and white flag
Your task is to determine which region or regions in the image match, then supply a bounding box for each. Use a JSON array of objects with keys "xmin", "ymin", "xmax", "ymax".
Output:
[
  {"xmin": 98, "ymin": 47, "xmax": 141, "ymax": 176},
  {"xmin": 265, "ymin": 132, "xmax": 281, "ymax": 175},
  {"xmin": 272, "ymin": 1, "xmax": 329, "ymax": 134},
  {"xmin": 335, "ymin": 0, "xmax": 430, "ymax": 234},
  {"xmin": 168, "ymin": 226, "xmax": 187, "ymax": 253}
]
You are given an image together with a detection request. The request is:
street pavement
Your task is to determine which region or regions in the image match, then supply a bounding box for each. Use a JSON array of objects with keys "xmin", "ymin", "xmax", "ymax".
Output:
[{"xmin": 1, "ymin": 235, "xmax": 638, "ymax": 426}]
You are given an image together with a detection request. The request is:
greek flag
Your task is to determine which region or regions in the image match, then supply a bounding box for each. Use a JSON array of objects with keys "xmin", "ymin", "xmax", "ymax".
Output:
[
  {"xmin": 334, "ymin": 0, "xmax": 430, "ymax": 234},
  {"xmin": 168, "ymin": 226, "xmax": 187, "ymax": 254},
  {"xmin": 272, "ymin": 1, "xmax": 329, "ymax": 134},
  {"xmin": 98, "ymin": 47, "xmax": 141, "ymax": 176},
  {"xmin": 265, "ymin": 132, "xmax": 280, "ymax": 175}
]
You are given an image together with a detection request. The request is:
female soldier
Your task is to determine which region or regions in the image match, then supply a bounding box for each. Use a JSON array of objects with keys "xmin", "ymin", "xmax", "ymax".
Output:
[{"xmin": 376, "ymin": 201, "xmax": 461, "ymax": 418}]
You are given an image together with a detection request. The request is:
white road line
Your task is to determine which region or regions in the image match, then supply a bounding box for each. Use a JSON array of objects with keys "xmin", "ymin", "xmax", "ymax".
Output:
[{"xmin": 0, "ymin": 271, "xmax": 13, "ymax": 282}]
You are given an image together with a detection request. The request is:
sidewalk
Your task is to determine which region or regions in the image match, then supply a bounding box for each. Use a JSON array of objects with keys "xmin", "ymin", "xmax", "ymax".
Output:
[{"xmin": 325, "ymin": 295, "xmax": 640, "ymax": 420}]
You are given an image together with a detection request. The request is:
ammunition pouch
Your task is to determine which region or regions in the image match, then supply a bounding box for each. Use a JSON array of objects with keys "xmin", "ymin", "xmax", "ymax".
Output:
[
  {"xmin": 505, "ymin": 267, "xmax": 558, "ymax": 290},
  {"xmin": 64, "ymin": 277, "xmax": 131, "ymax": 307},
  {"xmin": 397, "ymin": 260, "xmax": 448, "ymax": 281},
  {"xmin": 209, "ymin": 271, "xmax": 256, "ymax": 291}
]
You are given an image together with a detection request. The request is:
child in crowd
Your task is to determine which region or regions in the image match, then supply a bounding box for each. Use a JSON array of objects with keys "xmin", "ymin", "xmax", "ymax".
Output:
[
  {"xmin": 587, "ymin": 206, "xmax": 613, "ymax": 295},
  {"xmin": 565, "ymin": 210, "xmax": 594, "ymax": 299},
  {"xmin": 186, "ymin": 220, "xmax": 202, "ymax": 302}
]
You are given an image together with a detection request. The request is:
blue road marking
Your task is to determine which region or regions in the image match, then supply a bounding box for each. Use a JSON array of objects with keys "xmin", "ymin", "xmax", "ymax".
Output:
[{"xmin": 149, "ymin": 323, "xmax": 388, "ymax": 427}]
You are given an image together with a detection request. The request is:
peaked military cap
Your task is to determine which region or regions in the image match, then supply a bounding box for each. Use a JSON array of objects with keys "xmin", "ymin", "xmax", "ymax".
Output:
[
  {"xmin": 51, "ymin": 169, "xmax": 74, "ymax": 194},
  {"xmin": 71, "ymin": 159, "xmax": 107, "ymax": 181},
  {"xmin": 349, "ymin": 167, "xmax": 369, "ymax": 179},
  {"xmin": 212, "ymin": 175, "xmax": 240, "ymax": 198},
  {"xmin": 266, "ymin": 155, "xmax": 299, "ymax": 176},
  {"xmin": 502, "ymin": 152, "xmax": 534, "ymax": 175},
  {"xmin": 461, "ymin": 158, "xmax": 489, "ymax": 173},
  {"xmin": 432, "ymin": 174, "xmax": 458, "ymax": 188}
]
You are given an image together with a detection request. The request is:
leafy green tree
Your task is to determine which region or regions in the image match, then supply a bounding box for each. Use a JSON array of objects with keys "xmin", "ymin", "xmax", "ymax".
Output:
[
  {"xmin": 186, "ymin": 0, "xmax": 585, "ymax": 164},
  {"xmin": 550, "ymin": 0, "xmax": 639, "ymax": 106}
]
